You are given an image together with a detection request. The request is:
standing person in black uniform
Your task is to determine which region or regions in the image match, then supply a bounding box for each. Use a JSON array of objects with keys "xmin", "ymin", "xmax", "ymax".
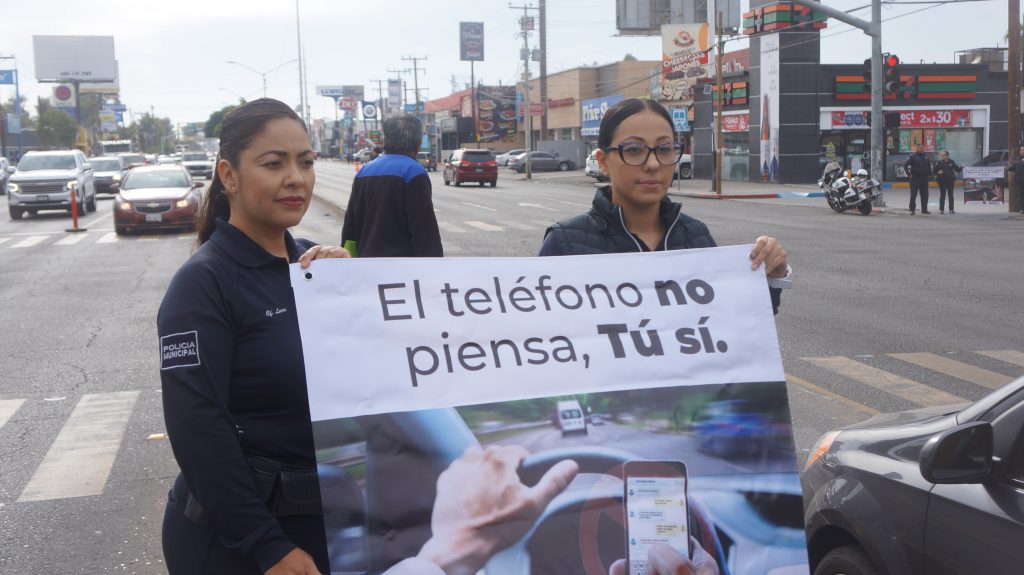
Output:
[
  {"xmin": 933, "ymin": 150, "xmax": 962, "ymax": 214},
  {"xmin": 158, "ymin": 98, "xmax": 348, "ymax": 575},
  {"xmin": 903, "ymin": 145, "xmax": 933, "ymax": 215},
  {"xmin": 538, "ymin": 98, "xmax": 791, "ymax": 315},
  {"xmin": 341, "ymin": 114, "xmax": 443, "ymax": 257},
  {"xmin": 1007, "ymin": 146, "xmax": 1024, "ymax": 215}
]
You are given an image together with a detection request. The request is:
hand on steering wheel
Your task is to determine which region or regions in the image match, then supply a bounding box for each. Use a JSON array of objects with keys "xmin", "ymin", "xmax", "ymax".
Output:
[{"xmin": 416, "ymin": 445, "xmax": 579, "ymax": 575}]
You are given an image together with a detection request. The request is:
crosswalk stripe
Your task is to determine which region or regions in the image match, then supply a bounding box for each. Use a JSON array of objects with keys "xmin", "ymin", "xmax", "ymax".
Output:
[
  {"xmin": 438, "ymin": 222, "xmax": 467, "ymax": 233},
  {"xmin": 12, "ymin": 235, "xmax": 49, "ymax": 248},
  {"xmin": 18, "ymin": 391, "xmax": 140, "ymax": 502},
  {"xmin": 464, "ymin": 221, "xmax": 505, "ymax": 232},
  {"xmin": 54, "ymin": 233, "xmax": 90, "ymax": 246},
  {"xmin": 803, "ymin": 356, "xmax": 965, "ymax": 407},
  {"xmin": 0, "ymin": 237, "xmax": 12, "ymax": 246},
  {"xmin": 503, "ymin": 220, "xmax": 539, "ymax": 231},
  {"xmin": 975, "ymin": 350, "xmax": 1024, "ymax": 369},
  {"xmin": 889, "ymin": 352, "xmax": 1013, "ymax": 390},
  {"xmin": 177, "ymin": 235, "xmax": 194, "ymax": 240},
  {"xmin": 136, "ymin": 236, "xmax": 160, "ymax": 241},
  {"xmin": 0, "ymin": 399, "xmax": 26, "ymax": 431},
  {"xmin": 96, "ymin": 232, "xmax": 119, "ymax": 244},
  {"xmin": 786, "ymin": 373, "xmax": 880, "ymax": 415}
]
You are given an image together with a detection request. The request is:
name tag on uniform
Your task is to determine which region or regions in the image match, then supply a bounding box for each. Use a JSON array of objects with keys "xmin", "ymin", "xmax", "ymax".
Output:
[{"xmin": 161, "ymin": 331, "xmax": 201, "ymax": 370}]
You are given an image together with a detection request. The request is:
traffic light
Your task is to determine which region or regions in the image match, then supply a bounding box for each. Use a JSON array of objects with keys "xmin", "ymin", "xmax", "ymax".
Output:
[
  {"xmin": 863, "ymin": 58, "xmax": 872, "ymax": 93},
  {"xmin": 883, "ymin": 53, "xmax": 900, "ymax": 95}
]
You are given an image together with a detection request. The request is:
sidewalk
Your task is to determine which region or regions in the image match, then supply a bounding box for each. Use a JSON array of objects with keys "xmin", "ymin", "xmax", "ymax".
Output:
[{"xmin": 669, "ymin": 178, "xmax": 1018, "ymax": 217}]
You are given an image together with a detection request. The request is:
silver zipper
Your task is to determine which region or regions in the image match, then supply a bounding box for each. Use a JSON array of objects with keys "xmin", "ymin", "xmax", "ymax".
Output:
[
  {"xmin": 663, "ymin": 212, "xmax": 679, "ymax": 251},
  {"xmin": 617, "ymin": 206, "xmax": 644, "ymax": 252}
]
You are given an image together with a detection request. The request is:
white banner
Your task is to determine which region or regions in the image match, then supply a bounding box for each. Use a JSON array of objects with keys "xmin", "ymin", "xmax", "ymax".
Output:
[{"xmin": 290, "ymin": 246, "xmax": 783, "ymax": 422}]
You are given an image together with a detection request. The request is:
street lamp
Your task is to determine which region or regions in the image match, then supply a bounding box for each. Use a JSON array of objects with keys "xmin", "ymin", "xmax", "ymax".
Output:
[{"xmin": 225, "ymin": 59, "xmax": 297, "ymax": 98}]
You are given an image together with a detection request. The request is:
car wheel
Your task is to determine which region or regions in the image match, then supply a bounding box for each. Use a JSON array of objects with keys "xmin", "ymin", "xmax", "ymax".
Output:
[
  {"xmin": 478, "ymin": 181, "xmax": 485, "ymax": 187},
  {"xmin": 115, "ymin": 226, "xmax": 128, "ymax": 236},
  {"xmin": 814, "ymin": 545, "xmax": 880, "ymax": 575},
  {"xmin": 680, "ymin": 165, "xmax": 693, "ymax": 179},
  {"xmin": 489, "ymin": 180, "xmax": 497, "ymax": 187},
  {"xmin": 558, "ymin": 162, "xmax": 570, "ymax": 171},
  {"xmin": 9, "ymin": 206, "xmax": 24, "ymax": 220},
  {"xmin": 453, "ymin": 175, "xmax": 461, "ymax": 187},
  {"xmin": 87, "ymin": 194, "xmax": 97, "ymax": 212},
  {"xmin": 858, "ymin": 201, "xmax": 873, "ymax": 215}
]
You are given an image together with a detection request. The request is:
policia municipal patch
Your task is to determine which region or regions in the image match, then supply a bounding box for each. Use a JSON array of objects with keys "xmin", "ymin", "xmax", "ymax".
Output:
[{"xmin": 161, "ymin": 331, "xmax": 201, "ymax": 370}]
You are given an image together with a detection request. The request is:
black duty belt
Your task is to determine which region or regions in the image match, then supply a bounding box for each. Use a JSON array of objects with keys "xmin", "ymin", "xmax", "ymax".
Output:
[{"xmin": 183, "ymin": 455, "xmax": 322, "ymax": 525}]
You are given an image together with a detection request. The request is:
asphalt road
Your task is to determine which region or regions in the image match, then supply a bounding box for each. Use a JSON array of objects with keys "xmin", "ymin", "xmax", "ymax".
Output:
[{"xmin": 0, "ymin": 159, "xmax": 1021, "ymax": 572}]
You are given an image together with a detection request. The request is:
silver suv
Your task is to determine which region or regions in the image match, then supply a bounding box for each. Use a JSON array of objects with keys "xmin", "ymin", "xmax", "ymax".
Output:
[
  {"xmin": 180, "ymin": 151, "xmax": 214, "ymax": 179},
  {"xmin": 7, "ymin": 150, "xmax": 97, "ymax": 220}
]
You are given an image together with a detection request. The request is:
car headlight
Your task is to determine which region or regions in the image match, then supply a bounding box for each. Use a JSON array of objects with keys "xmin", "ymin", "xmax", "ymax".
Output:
[
  {"xmin": 176, "ymin": 197, "xmax": 191, "ymax": 208},
  {"xmin": 6, "ymin": 182, "xmax": 17, "ymax": 193},
  {"xmin": 115, "ymin": 196, "xmax": 132, "ymax": 211},
  {"xmin": 112, "ymin": 174, "xmax": 122, "ymax": 181},
  {"xmin": 805, "ymin": 430, "xmax": 841, "ymax": 471},
  {"xmin": 66, "ymin": 180, "xmax": 78, "ymax": 189}
]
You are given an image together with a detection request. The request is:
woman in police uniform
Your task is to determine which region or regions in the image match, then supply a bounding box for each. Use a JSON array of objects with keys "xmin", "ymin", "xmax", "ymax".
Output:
[{"xmin": 158, "ymin": 98, "xmax": 345, "ymax": 575}]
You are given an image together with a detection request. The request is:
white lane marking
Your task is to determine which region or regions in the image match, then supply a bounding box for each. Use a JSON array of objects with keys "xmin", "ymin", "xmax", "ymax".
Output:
[
  {"xmin": 0, "ymin": 237, "xmax": 12, "ymax": 246},
  {"xmin": 464, "ymin": 221, "xmax": 505, "ymax": 232},
  {"xmin": 18, "ymin": 391, "xmax": 140, "ymax": 502},
  {"xmin": 889, "ymin": 352, "xmax": 1013, "ymax": 391},
  {"xmin": 96, "ymin": 232, "xmax": 119, "ymax": 244},
  {"xmin": 518, "ymin": 202, "xmax": 556, "ymax": 211},
  {"xmin": 974, "ymin": 350, "xmax": 1024, "ymax": 369},
  {"xmin": 556, "ymin": 200, "xmax": 589, "ymax": 208},
  {"xmin": 0, "ymin": 399, "xmax": 26, "ymax": 431},
  {"xmin": 503, "ymin": 220, "xmax": 539, "ymax": 231},
  {"xmin": 438, "ymin": 222, "xmax": 468, "ymax": 233},
  {"xmin": 803, "ymin": 356, "xmax": 965, "ymax": 407},
  {"xmin": 461, "ymin": 201, "xmax": 497, "ymax": 212},
  {"xmin": 177, "ymin": 234, "xmax": 194, "ymax": 240},
  {"xmin": 136, "ymin": 236, "xmax": 160, "ymax": 241},
  {"xmin": 12, "ymin": 235, "xmax": 50, "ymax": 248},
  {"xmin": 54, "ymin": 233, "xmax": 90, "ymax": 246},
  {"xmin": 81, "ymin": 213, "xmax": 110, "ymax": 228}
]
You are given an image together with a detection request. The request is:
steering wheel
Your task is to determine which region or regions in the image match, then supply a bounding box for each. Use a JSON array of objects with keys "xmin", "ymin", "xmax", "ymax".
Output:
[{"xmin": 481, "ymin": 446, "xmax": 634, "ymax": 575}]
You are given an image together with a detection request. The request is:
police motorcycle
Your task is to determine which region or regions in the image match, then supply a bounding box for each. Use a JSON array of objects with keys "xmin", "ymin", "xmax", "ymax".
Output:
[{"xmin": 818, "ymin": 161, "xmax": 881, "ymax": 216}]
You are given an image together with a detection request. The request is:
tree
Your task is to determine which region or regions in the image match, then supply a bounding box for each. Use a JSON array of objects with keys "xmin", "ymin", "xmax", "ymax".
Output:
[
  {"xmin": 36, "ymin": 98, "xmax": 80, "ymax": 149},
  {"xmin": 205, "ymin": 101, "xmax": 244, "ymax": 139},
  {"xmin": 623, "ymin": 53, "xmax": 638, "ymax": 61},
  {"xmin": 1, "ymin": 95, "xmax": 34, "ymax": 129}
]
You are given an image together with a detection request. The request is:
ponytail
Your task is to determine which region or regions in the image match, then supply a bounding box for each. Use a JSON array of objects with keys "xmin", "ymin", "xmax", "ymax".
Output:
[{"xmin": 196, "ymin": 165, "xmax": 230, "ymax": 247}]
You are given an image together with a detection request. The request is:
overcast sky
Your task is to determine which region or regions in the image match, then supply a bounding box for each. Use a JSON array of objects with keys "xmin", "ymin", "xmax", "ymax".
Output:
[{"xmin": 0, "ymin": 0, "xmax": 1010, "ymax": 128}]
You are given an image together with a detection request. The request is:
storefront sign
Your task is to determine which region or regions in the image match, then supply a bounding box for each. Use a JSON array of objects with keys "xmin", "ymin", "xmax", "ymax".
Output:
[
  {"xmin": 547, "ymin": 97, "xmax": 575, "ymax": 109},
  {"xmin": 581, "ymin": 94, "xmax": 625, "ymax": 137},
  {"xmin": 459, "ymin": 22, "xmax": 484, "ymax": 61},
  {"xmin": 897, "ymin": 109, "xmax": 970, "ymax": 128},
  {"xmin": 720, "ymin": 114, "xmax": 749, "ymax": 133},
  {"xmin": 670, "ymin": 106, "xmax": 691, "ymax": 132},
  {"xmin": 830, "ymin": 111, "xmax": 870, "ymax": 129}
]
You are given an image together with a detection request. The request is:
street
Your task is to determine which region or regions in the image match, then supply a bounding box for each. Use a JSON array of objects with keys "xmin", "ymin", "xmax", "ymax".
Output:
[{"xmin": 0, "ymin": 161, "xmax": 1022, "ymax": 573}]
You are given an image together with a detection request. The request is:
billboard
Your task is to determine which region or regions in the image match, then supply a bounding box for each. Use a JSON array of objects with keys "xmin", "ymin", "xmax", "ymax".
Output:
[
  {"xmin": 617, "ymin": 0, "xmax": 728, "ymax": 35},
  {"xmin": 460, "ymin": 22, "xmax": 485, "ymax": 61},
  {"xmin": 343, "ymin": 85, "xmax": 365, "ymax": 100},
  {"xmin": 476, "ymin": 86, "xmax": 517, "ymax": 143},
  {"xmin": 80, "ymin": 61, "xmax": 120, "ymax": 95},
  {"xmin": 317, "ymin": 85, "xmax": 346, "ymax": 97},
  {"xmin": 581, "ymin": 94, "xmax": 625, "ymax": 136},
  {"xmin": 759, "ymin": 34, "xmax": 780, "ymax": 182},
  {"xmin": 660, "ymin": 24, "xmax": 710, "ymax": 104},
  {"xmin": 33, "ymin": 36, "xmax": 116, "ymax": 82},
  {"xmin": 388, "ymin": 79, "xmax": 402, "ymax": 114}
]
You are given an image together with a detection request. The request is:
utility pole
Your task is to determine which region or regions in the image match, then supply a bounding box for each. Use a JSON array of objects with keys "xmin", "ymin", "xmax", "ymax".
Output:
[
  {"xmin": 295, "ymin": 0, "xmax": 311, "ymax": 135},
  {"xmin": 388, "ymin": 68, "xmax": 411, "ymax": 111},
  {"xmin": 1009, "ymin": 0, "xmax": 1021, "ymax": 213},
  {"xmin": 511, "ymin": 3, "xmax": 535, "ymax": 179},
  {"xmin": 402, "ymin": 55, "xmax": 427, "ymax": 117},
  {"xmin": 714, "ymin": 12, "xmax": 724, "ymax": 194},
  {"xmin": 539, "ymin": 0, "xmax": 548, "ymax": 139},
  {"xmin": 371, "ymin": 78, "xmax": 387, "ymax": 122},
  {"xmin": 791, "ymin": 0, "xmax": 884, "ymax": 206}
]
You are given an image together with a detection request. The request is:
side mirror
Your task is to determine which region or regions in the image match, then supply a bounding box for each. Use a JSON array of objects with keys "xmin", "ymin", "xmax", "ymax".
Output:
[
  {"xmin": 919, "ymin": 421, "xmax": 994, "ymax": 484},
  {"xmin": 82, "ymin": 163, "xmax": 92, "ymax": 171},
  {"xmin": 5, "ymin": 166, "xmax": 14, "ymax": 174},
  {"xmin": 192, "ymin": 181, "xmax": 204, "ymax": 188}
]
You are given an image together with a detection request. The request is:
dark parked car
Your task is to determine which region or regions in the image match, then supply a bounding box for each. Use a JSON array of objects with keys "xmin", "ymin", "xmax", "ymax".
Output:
[
  {"xmin": 508, "ymin": 151, "xmax": 575, "ymax": 173},
  {"xmin": 803, "ymin": 376, "xmax": 1024, "ymax": 575},
  {"xmin": 416, "ymin": 152, "xmax": 436, "ymax": 172},
  {"xmin": 443, "ymin": 148, "xmax": 497, "ymax": 187},
  {"xmin": 113, "ymin": 165, "xmax": 202, "ymax": 235},
  {"xmin": 87, "ymin": 156, "xmax": 126, "ymax": 194}
]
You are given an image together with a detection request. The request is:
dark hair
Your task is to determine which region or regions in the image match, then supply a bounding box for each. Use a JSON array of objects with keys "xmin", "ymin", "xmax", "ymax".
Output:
[
  {"xmin": 597, "ymin": 98, "xmax": 675, "ymax": 150},
  {"xmin": 382, "ymin": 114, "xmax": 423, "ymax": 155},
  {"xmin": 196, "ymin": 98, "xmax": 306, "ymax": 245}
]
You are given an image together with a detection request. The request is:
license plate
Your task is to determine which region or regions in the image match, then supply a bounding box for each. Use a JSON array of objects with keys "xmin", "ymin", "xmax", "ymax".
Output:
[
  {"xmin": 146, "ymin": 213, "xmax": 163, "ymax": 223},
  {"xmin": 475, "ymin": 168, "xmax": 483, "ymax": 173},
  {"xmin": 37, "ymin": 195, "xmax": 49, "ymax": 201}
]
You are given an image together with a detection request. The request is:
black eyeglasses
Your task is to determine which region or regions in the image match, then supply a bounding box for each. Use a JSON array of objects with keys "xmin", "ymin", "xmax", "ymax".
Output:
[{"xmin": 603, "ymin": 142, "xmax": 683, "ymax": 166}]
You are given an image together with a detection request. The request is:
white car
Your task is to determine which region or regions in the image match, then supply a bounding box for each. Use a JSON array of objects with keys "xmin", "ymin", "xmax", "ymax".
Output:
[
  {"xmin": 584, "ymin": 151, "xmax": 607, "ymax": 182},
  {"xmin": 495, "ymin": 149, "xmax": 526, "ymax": 166}
]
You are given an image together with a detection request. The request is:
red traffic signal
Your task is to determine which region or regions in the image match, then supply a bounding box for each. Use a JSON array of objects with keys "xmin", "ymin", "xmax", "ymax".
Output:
[
  {"xmin": 886, "ymin": 54, "xmax": 900, "ymax": 68},
  {"xmin": 883, "ymin": 53, "xmax": 901, "ymax": 95}
]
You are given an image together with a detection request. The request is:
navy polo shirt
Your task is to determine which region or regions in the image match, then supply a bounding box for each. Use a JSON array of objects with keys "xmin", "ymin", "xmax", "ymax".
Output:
[{"xmin": 157, "ymin": 219, "xmax": 318, "ymax": 571}]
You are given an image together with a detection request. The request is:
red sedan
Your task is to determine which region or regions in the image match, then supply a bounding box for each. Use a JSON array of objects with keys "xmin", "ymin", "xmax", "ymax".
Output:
[{"xmin": 113, "ymin": 165, "xmax": 203, "ymax": 235}]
